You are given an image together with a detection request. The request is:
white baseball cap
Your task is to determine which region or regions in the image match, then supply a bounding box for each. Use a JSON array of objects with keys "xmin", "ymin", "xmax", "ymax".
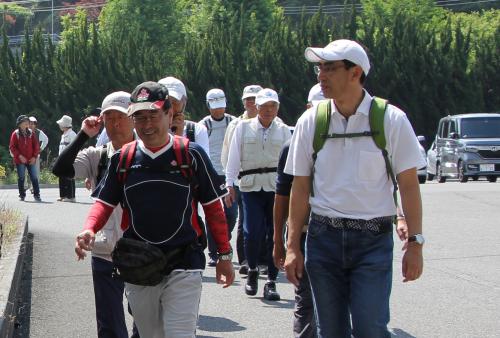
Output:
[
  {"xmin": 206, "ymin": 88, "xmax": 226, "ymax": 109},
  {"xmin": 56, "ymin": 115, "xmax": 72, "ymax": 128},
  {"xmin": 100, "ymin": 91, "xmax": 131, "ymax": 115},
  {"xmin": 255, "ymin": 88, "xmax": 279, "ymax": 106},
  {"xmin": 305, "ymin": 39, "xmax": 370, "ymax": 75},
  {"xmin": 158, "ymin": 76, "xmax": 186, "ymax": 101},
  {"xmin": 242, "ymin": 85, "xmax": 263, "ymax": 100},
  {"xmin": 29, "ymin": 116, "xmax": 37, "ymax": 123},
  {"xmin": 307, "ymin": 83, "xmax": 325, "ymax": 105}
]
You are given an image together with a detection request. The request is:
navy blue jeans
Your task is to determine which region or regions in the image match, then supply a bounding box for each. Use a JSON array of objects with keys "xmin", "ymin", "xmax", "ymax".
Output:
[
  {"xmin": 91, "ymin": 257, "xmax": 129, "ymax": 338},
  {"xmin": 305, "ymin": 219, "xmax": 393, "ymax": 338},
  {"xmin": 241, "ymin": 190, "xmax": 278, "ymax": 280},
  {"xmin": 207, "ymin": 177, "xmax": 238, "ymax": 260},
  {"xmin": 16, "ymin": 163, "xmax": 40, "ymax": 198}
]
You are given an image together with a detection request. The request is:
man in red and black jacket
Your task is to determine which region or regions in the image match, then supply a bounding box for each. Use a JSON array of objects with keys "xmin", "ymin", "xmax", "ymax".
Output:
[
  {"xmin": 75, "ymin": 81, "xmax": 234, "ymax": 338},
  {"xmin": 9, "ymin": 115, "xmax": 41, "ymax": 201}
]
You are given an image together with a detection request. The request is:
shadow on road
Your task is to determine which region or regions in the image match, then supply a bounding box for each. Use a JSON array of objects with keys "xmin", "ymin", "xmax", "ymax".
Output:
[
  {"xmin": 391, "ymin": 328, "xmax": 416, "ymax": 337},
  {"xmin": 197, "ymin": 314, "xmax": 246, "ymax": 333},
  {"xmin": 13, "ymin": 233, "xmax": 34, "ymax": 338}
]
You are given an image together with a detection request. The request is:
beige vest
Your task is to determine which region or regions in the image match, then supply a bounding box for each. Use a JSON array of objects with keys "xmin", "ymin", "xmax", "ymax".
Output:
[{"xmin": 239, "ymin": 118, "xmax": 291, "ymax": 192}]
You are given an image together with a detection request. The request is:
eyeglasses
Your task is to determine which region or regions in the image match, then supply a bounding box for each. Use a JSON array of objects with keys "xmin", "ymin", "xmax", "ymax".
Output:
[
  {"xmin": 313, "ymin": 63, "xmax": 346, "ymax": 75},
  {"xmin": 132, "ymin": 111, "xmax": 162, "ymax": 124}
]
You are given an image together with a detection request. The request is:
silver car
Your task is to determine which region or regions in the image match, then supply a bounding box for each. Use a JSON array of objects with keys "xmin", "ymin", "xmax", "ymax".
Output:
[
  {"xmin": 426, "ymin": 141, "xmax": 437, "ymax": 181},
  {"xmin": 417, "ymin": 136, "xmax": 427, "ymax": 184}
]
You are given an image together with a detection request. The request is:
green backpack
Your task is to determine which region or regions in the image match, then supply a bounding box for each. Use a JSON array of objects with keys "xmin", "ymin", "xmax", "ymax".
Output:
[{"xmin": 312, "ymin": 97, "xmax": 398, "ymax": 206}]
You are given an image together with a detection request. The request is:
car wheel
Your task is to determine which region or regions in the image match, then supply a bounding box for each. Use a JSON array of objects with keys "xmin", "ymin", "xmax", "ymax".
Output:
[
  {"xmin": 458, "ymin": 161, "xmax": 468, "ymax": 183},
  {"xmin": 472, "ymin": 176, "xmax": 479, "ymax": 181},
  {"xmin": 487, "ymin": 176, "xmax": 497, "ymax": 183},
  {"xmin": 436, "ymin": 163, "xmax": 446, "ymax": 183},
  {"xmin": 418, "ymin": 176, "xmax": 426, "ymax": 184},
  {"xmin": 427, "ymin": 173, "xmax": 434, "ymax": 181}
]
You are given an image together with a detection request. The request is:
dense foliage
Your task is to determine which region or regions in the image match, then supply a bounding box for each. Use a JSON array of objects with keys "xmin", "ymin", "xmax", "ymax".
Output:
[{"xmin": 0, "ymin": 0, "xmax": 498, "ymax": 168}]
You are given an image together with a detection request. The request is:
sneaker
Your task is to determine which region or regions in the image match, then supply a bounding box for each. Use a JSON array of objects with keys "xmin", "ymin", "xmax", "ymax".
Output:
[
  {"xmin": 63, "ymin": 198, "xmax": 76, "ymax": 203},
  {"xmin": 207, "ymin": 258, "xmax": 217, "ymax": 267},
  {"xmin": 259, "ymin": 265, "xmax": 268, "ymax": 276},
  {"xmin": 263, "ymin": 281, "xmax": 280, "ymax": 301},
  {"xmin": 34, "ymin": 196, "xmax": 42, "ymax": 202},
  {"xmin": 245, "ymin": 270, "xmax": 259, "ymax": 296},
  {"xmin": 239, "ymin": 263, "xmax": 249, "ymax": 275},
  {"xmin": 19, "ymin": 196, "xmax": 25, "ymax": 201},
  {"xmin": 57, "ymin": 197, "xmax": 64, "ymax": 201}
]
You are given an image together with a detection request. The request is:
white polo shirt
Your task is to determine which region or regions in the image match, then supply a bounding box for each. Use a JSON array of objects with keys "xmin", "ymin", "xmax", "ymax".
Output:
[{"xmin": 284, "ymin": 90, "xmax": 425, "ymax": 220}]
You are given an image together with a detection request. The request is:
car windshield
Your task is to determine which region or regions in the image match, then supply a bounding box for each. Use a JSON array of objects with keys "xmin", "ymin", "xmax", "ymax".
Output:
[{"xmin": 460, "ymin": 117, "xmax": 500, "ymax": 138}]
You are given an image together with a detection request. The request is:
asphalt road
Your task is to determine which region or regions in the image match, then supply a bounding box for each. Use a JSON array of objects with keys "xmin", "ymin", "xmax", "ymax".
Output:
[{"xmin": 2, "ymin": 179, "xmax": 499, "ymax": 338}]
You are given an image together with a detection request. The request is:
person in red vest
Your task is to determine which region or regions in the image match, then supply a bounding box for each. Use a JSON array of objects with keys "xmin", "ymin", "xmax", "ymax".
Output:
[{"xmin": 9, "ymin": 115, "xmax": 41, "ymax": 201}]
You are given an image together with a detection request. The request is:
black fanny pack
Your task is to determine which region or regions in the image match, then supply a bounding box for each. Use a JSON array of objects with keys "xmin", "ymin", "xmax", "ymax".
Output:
[{"xmin": 111, "ymin": 238, "xmax": 186, "ymax": 286}]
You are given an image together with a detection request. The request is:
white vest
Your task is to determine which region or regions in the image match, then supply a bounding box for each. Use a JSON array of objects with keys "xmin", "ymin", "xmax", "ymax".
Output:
[{"xmin": 239, "ymin": 118, "xmax": 291, "ymax": 192}]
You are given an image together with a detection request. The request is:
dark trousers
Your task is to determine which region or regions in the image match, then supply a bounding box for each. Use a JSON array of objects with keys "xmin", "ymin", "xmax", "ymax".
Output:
[
  {"xmin": 58, "ymin": 176, "xmax": 75, "ymax": 199},
  {"xmin": 241, "ymin": 190, "xmax": 278, "ymax": 280},
  {"xmin": 91, "ymin": 257, "xmax": 129, "ymax": 338},
  {"xmin": 236, "ymin": 187, "xmax": 245, "ymax": 264},
  {"xmin": 207, "ymin": 176, "xmax": 238, "ymax": 260},
  {"xmin": 16, "ymin": 164, "xmax": 40, "ymax": 198},
  {"xmin": 294, "ymin": 233, "xmax": 316, "ymax": 338}
]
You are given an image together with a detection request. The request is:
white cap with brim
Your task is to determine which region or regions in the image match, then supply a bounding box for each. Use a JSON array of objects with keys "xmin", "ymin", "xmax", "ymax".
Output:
[
  {"xmin": 256, "ymin": 88, "xmax": 280, "ymax": 106},
  {"xmin": 206, "ymin": 88, "xmax": 226, "ymax": 109},
  {"xmin": 56, "ymin": 115, "xmax": 72, "ymax": 128},
  {"xmin": 100, "ymin": 91, "xmax": 131, "ymax": 115},
  {"xmin": 308, "ymin": 83, "xmax": 325, "ymax": 105},
  {"xmin": 29, "ymin": 116, "xmax": 37, "ymax": 122},
  {"xmin": 305, "ymin": 39, "xmax": 370, "ymax": 75},
  {"xmin": 242, "ymin": 85, "xmax": 263, "ymax": 100},
  {"xmin": 158, "ymin": 77, "xmax": 186, "ymax": 101}
]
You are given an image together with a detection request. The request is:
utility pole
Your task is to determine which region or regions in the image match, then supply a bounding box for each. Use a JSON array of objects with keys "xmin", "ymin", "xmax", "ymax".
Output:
[{"xmin": 51, "ymin": 0, "xmax": 54, "ymax": 38}]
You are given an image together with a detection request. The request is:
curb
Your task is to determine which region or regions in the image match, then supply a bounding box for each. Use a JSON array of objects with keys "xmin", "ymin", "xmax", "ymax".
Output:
[{"xmin": 0, "ymin": 217, "xmax": 28, "ymax": 338}]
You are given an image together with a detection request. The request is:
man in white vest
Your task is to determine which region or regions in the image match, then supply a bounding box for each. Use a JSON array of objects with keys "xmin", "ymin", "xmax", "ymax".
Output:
[
  {"xmin": 225, "ymin": 88, "xmax": 291, "ymax": 300},
  {"xmin": 199, "ymin": 88, "xmax": 237, "ymax": 266}
]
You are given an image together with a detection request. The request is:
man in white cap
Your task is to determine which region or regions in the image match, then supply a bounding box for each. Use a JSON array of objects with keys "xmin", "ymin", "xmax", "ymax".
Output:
[
  {"xmin": 284, "ymin": 39, "xmax": 425, "ymax": 337},
  {"xmin": 221, "ymin": 84, "xmax": 262, "ymax": 274},
  {"xmin": 56, "ymin": 114, "xmax": 77, "ymax": 202},
  {"xmin": 53, "ymin": 91, "xmax": 137, "ymax": 338},
  {"xmin": 225, "ymin": 88, "xmax": 291, "ymax": 300},
  {"xmin": 158, "ymin": 76, "xmax": 209, "ymax": 154},
  {"xmin": 199, "ymin": 88, "xmax": 237, "ymax": 266}
]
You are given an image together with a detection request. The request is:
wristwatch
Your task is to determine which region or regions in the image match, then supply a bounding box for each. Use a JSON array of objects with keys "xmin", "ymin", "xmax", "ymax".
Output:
[
  {"xmin": 218, "ymin": 249, "xmax": 233, "ymax": 261},
  {"xmin": 408, "ymin": 234, "xmax": 425, "ymax": 245}
]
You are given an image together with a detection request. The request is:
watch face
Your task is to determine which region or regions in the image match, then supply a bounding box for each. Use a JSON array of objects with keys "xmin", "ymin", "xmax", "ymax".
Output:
[{"xmin": 415, "ymin": 234, "xmax": 425, "ymax": 245}]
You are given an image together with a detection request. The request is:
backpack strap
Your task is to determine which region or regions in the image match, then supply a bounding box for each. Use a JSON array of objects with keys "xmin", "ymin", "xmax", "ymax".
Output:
[
  {"xmin": 185, "ymin": 121, "xmax": 196, "ymax": 142},
  {"xmin": 96, "ymin": 144, "xmax": 108, "ymax": 186},
  {"xmin": 117, "ymin": 141, "xmax": 137, "ymax": 183},
  {"xmin": 173, "ymin": 135, "xmax": 194, "ymax": 182},
  {"xmin": 369, "ymin": 96, "xmax": 398, "ymax": 207},
  {"xmin": 203, "ymin": 119, "xmax": 212, "ymax": 137},
  {"xmin": 311, "ymin": 99, "xmax": 332, "ymax": 197}
]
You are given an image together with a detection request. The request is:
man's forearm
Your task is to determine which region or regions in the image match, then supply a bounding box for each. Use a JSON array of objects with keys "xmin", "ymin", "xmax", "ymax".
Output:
[
  {"xmin": 398, "ymin": 169, "xmax": 422, "ymax": 236},
  {"xmin": 273, "ymin": 194, "xmax": 289, "ymax": 244},
  {"xmin": 287, "ymin": 177, "xmax": 310, "ymax": 250}
]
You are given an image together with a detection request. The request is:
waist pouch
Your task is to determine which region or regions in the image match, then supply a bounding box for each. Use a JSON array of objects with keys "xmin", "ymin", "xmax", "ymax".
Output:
[{"xmin": 111, "ymin": 238, "xmax": 186, "ymax": 286}]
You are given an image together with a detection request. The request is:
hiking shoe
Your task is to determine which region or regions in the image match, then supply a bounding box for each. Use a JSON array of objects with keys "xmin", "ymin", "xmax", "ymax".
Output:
[
  {"xmin": 239, "ymin": 263, "xmax": 248, "ymax": 275},
  {"xmin": 207, "ymin": 258, "xmax": 217, "ymax": 267},
  {"xmin": 19, "ymin": 196, "xmax": 25, "ymax": 201},
  {"xmin": 34, "ymin": 196, "xmax": 42, "ymax": 202},
  {"xmin": 245, "ymin": 270, "xmax": 259, "ymax": 296},
  {"xmin": 263, "ymin": 281, "xmax": 280, "ymax": 301}
]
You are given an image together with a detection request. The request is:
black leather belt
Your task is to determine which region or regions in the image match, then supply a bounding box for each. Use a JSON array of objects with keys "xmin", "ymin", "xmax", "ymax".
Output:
[
  {"xmin": 310, "ymin": 213, "xmax": 393, "ymax": 234},
  {"xmin": 238, "ymin": 167, "xmax": 277, "ymax": 179}
]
